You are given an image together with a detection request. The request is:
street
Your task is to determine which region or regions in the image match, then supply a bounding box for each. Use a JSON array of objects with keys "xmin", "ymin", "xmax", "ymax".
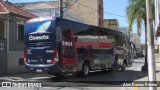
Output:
[
  {"xmin": 0, "ymin": 57, "xmax": 160, "ymax": 90},
  {"xmin": 0, "ymin": 0, "xmax": 159, "ymax": 90}
]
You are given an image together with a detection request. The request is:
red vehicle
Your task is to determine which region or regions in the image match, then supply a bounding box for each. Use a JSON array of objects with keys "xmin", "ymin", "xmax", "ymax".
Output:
[{"xmin": 24, "ymin": 17, "xmax": 132, "ymax": 76}]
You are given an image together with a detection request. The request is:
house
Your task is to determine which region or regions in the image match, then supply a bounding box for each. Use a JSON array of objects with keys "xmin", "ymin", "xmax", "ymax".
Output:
[
  {"xmin": 15, "ymin": 0, "xmax": 103, "ymax": 26},
  {"xmin": 0, "ymin": 1, "xmax": 36, "ymax": 75}
]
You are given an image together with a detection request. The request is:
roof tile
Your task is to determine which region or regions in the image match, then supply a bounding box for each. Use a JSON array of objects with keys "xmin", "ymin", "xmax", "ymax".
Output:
[{"xmin": 0, "ymin": 1, "xmax": 37, "ymax": 18}]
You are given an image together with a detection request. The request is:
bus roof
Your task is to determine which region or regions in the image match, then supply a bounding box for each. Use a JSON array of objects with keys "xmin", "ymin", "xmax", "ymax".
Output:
[
  {"xmin": 55, "ymin": 17, "xmax": 122, "ymax": 33},
  {"xmin": 26, "ymin": 17, "xmax": 129, "ymax": 41}
]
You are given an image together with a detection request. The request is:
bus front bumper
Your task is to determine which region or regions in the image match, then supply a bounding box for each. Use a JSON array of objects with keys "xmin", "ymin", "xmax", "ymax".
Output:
[{"xmin": 25, "ymin": 64, "xmax": 61, "ymax": 73}]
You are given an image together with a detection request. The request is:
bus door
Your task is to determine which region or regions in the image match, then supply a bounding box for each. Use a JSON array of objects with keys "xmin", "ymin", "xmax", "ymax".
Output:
[
  {"xmin": 60, "ymin": 28, "xmax": 78, "ymax": 71},
  {"xmin": 61, "ymin": 40, "xmax": 77, "ymax": 71}
]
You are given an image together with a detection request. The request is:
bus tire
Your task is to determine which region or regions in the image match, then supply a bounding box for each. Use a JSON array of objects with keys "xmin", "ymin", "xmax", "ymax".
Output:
[
  {"xmin": 108, "ymin": 64, "xmax": 115, "ymax": 71},
  {"xmin": 53, "ymin": 73, "xmax": 65, "ymax": 77},
  {"xmin": 130, "ymin": 58, "xmax": 133, "ymax": 66},
  {"xmin": 80, "ymin": 62, "xmax": 90, "ymax": 77},
  {"xmin": 120, "ymin": 60, "xmax": 127, "ymax": 71},
  {"xmin": 102, "ymin": 68, "xmax": 106, "ymax": 72}
]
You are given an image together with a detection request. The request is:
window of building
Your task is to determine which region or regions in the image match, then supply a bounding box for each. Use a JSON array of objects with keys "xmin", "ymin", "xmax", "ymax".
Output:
[
  {"xmin": 19, "ymin": 58, "xmax": 24, "ymax": 65},
  {"xmin": 17, "ymin": 23, "xmax": 24, "ymax": 41}
]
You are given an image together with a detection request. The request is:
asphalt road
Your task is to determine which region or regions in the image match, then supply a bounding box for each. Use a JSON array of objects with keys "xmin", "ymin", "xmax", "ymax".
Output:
[
  {"xmin": 0, "ymin": 57, "xmax": 160, "ymax": 90},
  {"xmin": 38, "ymin": 57, "xmax": 148, "ymax": 87}
]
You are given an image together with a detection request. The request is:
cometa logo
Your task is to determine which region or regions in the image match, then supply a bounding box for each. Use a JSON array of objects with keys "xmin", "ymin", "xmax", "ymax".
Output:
[{"xmin": 29, "ymin": 35, "xmax": 49, "ymax": 41}]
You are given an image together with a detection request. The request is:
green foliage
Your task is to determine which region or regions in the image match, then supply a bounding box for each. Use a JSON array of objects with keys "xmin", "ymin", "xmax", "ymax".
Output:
[{"xmin": 126, "ymin": 0, "xmax": 154, "ymax": 34}]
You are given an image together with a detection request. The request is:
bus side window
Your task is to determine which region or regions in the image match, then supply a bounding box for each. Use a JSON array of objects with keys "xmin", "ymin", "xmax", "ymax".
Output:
[
  {"xmin": 116, "ymin": 35, "xmax": 126, "ymax": 47},
  {"xmin": 112, "ymin": 34, "xmax": 116, "ymax": 47},
  {"xmin": 62, "ymin": 29, "xmax": 74, "ymax": 39}
]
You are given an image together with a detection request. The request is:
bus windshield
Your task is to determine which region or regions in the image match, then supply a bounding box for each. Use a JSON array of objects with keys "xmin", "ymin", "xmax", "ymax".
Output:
[{"xmin": 25, "ymin": 18, "xmax": 55, "ymax": 34}]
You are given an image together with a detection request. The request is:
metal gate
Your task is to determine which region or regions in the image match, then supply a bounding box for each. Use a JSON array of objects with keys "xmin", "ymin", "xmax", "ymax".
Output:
[{"xmin": 0, "ymin": 40, "xmax": 7, "ymax": 75}]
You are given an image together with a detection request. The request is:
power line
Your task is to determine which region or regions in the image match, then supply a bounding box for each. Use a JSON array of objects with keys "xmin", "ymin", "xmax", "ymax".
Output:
[
  {"xmin": 8, "ymin": 0, "xmax": 54, "ymax": 3},
  {"xmin": 104, "ymin": 12, "xmax": 126, "ymax": 17},
  {"xmin": 69, "ymin": 0, "xmax": 127, "ymax": 18},
  {"xmin": 26, "ymin": 9, "xmax": 53, "ymax": 16},
  {"xmin": 60, "ymin": 0, "xmax": 63, "ymax": 18},
  {"xmin": 9, "ymin": 0, "xmax": 59, "ymax": 16},
  {"xmin": 9, "ymin": 0, "xmax": 127, "ymax": 18},
  {"xmin": 107, "ymin": 1, "xmax": 128, "ymax": 9},
  {"xmin": 63, "ymin": 0, "xmax": 79, "ymax": 13}
]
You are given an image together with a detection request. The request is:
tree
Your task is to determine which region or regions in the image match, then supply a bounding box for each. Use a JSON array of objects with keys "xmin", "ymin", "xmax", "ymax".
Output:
[{"xmin": 126, "ymin": 0, "xmax": 154, "ymax": 71}]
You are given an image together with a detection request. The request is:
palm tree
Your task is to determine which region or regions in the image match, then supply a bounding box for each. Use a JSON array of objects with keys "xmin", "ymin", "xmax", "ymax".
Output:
[{"xmin": 126, "ymin": 0, "xmax": 154, "ymax": 71}]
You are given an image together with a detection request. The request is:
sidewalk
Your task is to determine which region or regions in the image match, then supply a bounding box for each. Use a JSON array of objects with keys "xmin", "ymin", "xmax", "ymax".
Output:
[
  {"xmin": 0, "ymin": 73, "xmax": 53, "ymax": 81},
  {"xmin": 125, "ymin": 56, "xmax": 160, "ymax": 90},
  {"xmin": 155, "ymin": 54, "xmax": 160, "ymax": 67},
  {"xmin": 124, "ymin": 72, "xmax": 160, "ymax": 90}
]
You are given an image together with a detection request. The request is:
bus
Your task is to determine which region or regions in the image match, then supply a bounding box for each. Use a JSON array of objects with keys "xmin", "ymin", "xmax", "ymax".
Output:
[{"xmin": 24, "ymin": 17, "xmax": 132, "ymax": 76}]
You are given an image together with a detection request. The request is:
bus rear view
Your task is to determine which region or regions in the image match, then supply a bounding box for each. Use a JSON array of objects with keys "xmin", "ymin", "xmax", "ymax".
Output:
[
  {"xmin": 24, "ymin": 17, "xmax": 132, "ymax": 77},
  {"xmin": 24, "ymin": 17, "xmax": 59, "ymax": 73}
]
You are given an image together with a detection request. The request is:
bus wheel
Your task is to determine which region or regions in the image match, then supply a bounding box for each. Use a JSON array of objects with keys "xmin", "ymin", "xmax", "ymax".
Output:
[
  {"xmin": 102, "ymin": 68, "xmax": 106, "ymax": 72},
  {"xmin": 53, "ymin": 73, "xmax": 65, "ymax": 77},
  {"xmin": 108, "ymin": 65, "xmax": 115, "ymax": 71},
  {"xmin": 120, "ymin": 61, "xmax": 126, "ymax": 71},
  {"xmin": 81, "ymin": 62, "xmax": 90, "ymax": 77}
]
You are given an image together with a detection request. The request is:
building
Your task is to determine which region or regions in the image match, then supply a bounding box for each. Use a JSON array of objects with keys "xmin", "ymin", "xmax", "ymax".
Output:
[
  {"xmin": 0, "ymin": 1, "xmax": 36, "ymax": 75},
  {"xmin": 155, "ymin": 0, "xmax": 160, "ymax": 36},
  {"xmin": 15, "ymin": 0, "xmax": 103, "ymax": 26},
  {"xmin": 119, "ymin": 27, "xmax": 132, "ymax": 37},
  {"xmin": 154, "ymin": 0, "xmax": 160, "ymax": 58},
  {"xmin": 103, "ymin": 19, "xmax": 119, "ymax": 30},
  {"xmin": 63, "ymin": 0, "xmax": 103, "ymax": 26},
  {"xmin": 131, "ymin": 33, "xmax": 141, "ymax": 49},
  {"xmin": 130, "ymin": 33, "xmax": 142, "ymax": 58},
  {"xmin": 15, "ymin": 2, "xmax": 84, "ymax": 23}
]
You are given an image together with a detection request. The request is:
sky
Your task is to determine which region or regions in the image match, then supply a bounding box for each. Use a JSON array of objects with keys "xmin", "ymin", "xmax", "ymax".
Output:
[
  {"xmin": 7, "ymin": 0, "xmax": 145, "ymax": 43},
  {"xmin": 104, "ymin": 0, "xmax": 128, "ymax": 27},
  {"xmin": 104, "ymin": 0, "xmax": 145, "ymax": 44}
]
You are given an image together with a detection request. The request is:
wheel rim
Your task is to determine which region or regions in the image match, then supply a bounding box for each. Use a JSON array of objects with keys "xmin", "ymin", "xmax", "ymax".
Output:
[{"xmin": 84, "ymin": 65, "xmax": 89, "ymax": 75}]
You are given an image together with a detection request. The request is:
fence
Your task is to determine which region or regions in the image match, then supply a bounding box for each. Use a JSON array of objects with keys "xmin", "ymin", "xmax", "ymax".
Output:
[
  {"xmin": 0, "ymin": 40, "xmax": 6, "ymax": 75},
  {"xmin": 0, "ymin": 40, "xmax": 5, "ymax": 53}
]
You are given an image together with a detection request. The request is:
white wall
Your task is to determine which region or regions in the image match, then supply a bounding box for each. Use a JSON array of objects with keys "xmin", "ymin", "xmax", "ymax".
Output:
[
  {"xmin": 155, "ymin": 0, "xmax": 160, "ymax": 36},
  {"xmin": 7, "ymin": 52, "xmax": 26, "ymax": 73}
]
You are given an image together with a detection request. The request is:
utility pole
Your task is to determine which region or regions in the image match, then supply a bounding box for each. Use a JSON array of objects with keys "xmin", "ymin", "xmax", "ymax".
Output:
[
  {"xmin": 60, "ymin": 0, "xmax": 63, "ymax": 18},
  {"xmin": 146, "ymin": 0, "xmax": 157, "ymax": 90}
]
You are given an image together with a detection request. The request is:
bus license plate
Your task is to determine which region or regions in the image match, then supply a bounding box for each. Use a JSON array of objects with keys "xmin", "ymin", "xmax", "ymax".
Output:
[{"xmin": 36, "ymin": 69, "xmax": 42, "ymax": 72}]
